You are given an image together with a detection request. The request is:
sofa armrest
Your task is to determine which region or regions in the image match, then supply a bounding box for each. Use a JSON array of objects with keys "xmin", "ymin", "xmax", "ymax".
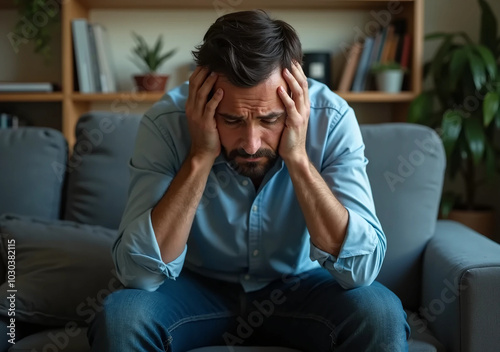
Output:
[{"xmin": 421, "ymin": 220, "xmax": 500, "ymax": 352}]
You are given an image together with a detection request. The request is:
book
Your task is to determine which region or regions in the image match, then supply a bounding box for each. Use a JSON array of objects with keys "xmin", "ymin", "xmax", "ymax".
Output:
[
  {"xmin": 400, "ymin": 33, "xmax": 412, "ymax": 68},
  {"xmin": 380, "ymin": 24, "xmax": 395, "ymax": 63},
  {"xmin": 337, "ymin": 42, "xmax": 364, "ymax": 92},
  {"xmin": 87, "ymin": 23, "xmax": 102, "ymax": 92},
  {"xmin": 0, "ymin": 82, "xmax": 55, "ymax": 92},
  {"xmin": 92, "ymin": 24, "xmax": 117, "ymax": 92},
  {"xmin": 72, "ymin": 19, "xmax": 97, "ymax": 93},
  {"xmin": 0, "ymin": 113, "xmax": 19, "ymax": 129},
  {"xmin": 351, "ymin": 37, "xmax": 375, "ymax": 92}
]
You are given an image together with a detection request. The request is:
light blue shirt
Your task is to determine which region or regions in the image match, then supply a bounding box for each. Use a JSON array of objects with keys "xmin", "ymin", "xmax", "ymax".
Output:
[{"xmin": 113, "ymin": 79, "xmax": 386, "ymax": 292}]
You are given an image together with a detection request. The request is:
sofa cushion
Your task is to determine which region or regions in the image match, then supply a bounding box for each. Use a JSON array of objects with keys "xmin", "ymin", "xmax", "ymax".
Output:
[
  {"xmin": 64, "ymin": 112, "xmax": 141, "ymax": 229},
  {"xmin": 7, "ymin": 326, "xmax": 90, "ymax": 352},
  {"xmin": 360, "ymin": 123, "xmax": 445, "ymax": 311},
  {"xmin": 0, "ymin": 214, "xmax": 122, "ymax": 326},
  {"xmin": 0, "ymin": 127, "xmax": 67, "ymax": 220}
]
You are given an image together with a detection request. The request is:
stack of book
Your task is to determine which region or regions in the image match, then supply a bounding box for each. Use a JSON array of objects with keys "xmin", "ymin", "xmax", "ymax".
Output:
[
  {"xmin": 0, "ymin": 113, "xmax": 20, "ymax": 129},
  {"xmin": 72, "ymin": 19, "xmax": 117, "ymax": 93},
  {"xmin": 0, "ymin": 82, "xmax": 57, "ymax": 93},
  {"xmin": 338, "ymin": 19, "xmax": 411, "ymax": 92}
]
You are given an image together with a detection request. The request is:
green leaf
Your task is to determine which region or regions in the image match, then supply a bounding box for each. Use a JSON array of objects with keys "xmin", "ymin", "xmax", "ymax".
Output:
[
  {"xmin": 483, "ymin": 91, "xmax": 499, "ymax": 126},
  {"xmin": 479, "ymin": 0, "xmax": 498, "ymax": 54},
  {"xmin": 473, "ymin": 44, "xmax": 497, "ymax": 79},
  {"xmin": 466, "ymin": 49, "xmax": 487, "ymax": 90},
  {"xmin": 449, "ymin": 48, "xmax": 469, "ymax": 88},
  {"xmin": 408, "ymin": 91, "xmax": 435, "ymax": 124},
  {"xmin": 441, "ymin": 110, "xmax": 463, "ymax": 159},
  {"xmin": 425, "ymin": 32, "xmax": 453, "ymax": 41},
  {"xmin": 463, "ymin": 117, "xmax": 486, "ymax": 165}
]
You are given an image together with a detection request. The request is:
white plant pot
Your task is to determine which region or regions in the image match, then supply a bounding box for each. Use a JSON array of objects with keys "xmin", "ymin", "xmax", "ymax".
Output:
[{"xmin": 375, "ymin": 70, "xmax": 405, "ymax": 93}]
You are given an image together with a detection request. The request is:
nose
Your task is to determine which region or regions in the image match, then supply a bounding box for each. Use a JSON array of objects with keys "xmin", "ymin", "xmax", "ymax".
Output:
[{"xmin": 241, "ymin": 125, "xmax": 261, "ymax": 155}]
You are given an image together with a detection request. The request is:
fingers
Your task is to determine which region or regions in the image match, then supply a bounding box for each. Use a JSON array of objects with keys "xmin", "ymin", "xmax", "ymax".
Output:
[
  {"xmin": 205, "ymin": 88, "xmax": 224, "ymax": 116},
  {"xmin": 279, "ymin": 61, "xmax": 310, "ymax": 123},
  {"xmin": 186, "ymin": 66, "xmax": 220, "ymax": 119}
]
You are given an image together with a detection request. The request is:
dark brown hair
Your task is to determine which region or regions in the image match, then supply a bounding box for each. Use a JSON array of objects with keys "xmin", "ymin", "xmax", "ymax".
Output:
[{"xmin": 192, "ymin": 10, "xmax": 303, "ymax": 87}]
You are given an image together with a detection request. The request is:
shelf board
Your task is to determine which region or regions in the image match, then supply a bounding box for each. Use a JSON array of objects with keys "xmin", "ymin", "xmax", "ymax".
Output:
[
  {"xmin": 336, "ymin": 91, "xmax": 416, "ymax": 103},
  {"xmin": 72, "ymin": 92, "xmax": 165, "ymax": 102},
  {"xmin": 79, "ymin": 0, "xmax": 416, "ymax": 10},
  {"xmin": 0, "ymin": 93, "xmax": 63, "ymax": 102}
]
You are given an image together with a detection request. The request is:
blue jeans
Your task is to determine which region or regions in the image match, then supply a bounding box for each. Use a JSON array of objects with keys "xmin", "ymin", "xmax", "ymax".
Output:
[{"xmin": 88, "ymin": 268, "xmax": 409, "ymax": 351}]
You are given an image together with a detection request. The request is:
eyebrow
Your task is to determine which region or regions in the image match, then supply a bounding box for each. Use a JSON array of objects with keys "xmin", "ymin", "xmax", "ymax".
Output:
[{"xmin": 217, "ymin": 112, "xmax": 285, "ymax": 120}]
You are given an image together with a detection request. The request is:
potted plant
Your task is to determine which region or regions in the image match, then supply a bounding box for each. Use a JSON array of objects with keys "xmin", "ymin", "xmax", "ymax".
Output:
[
  {"xmin": 130, "ymin": 32, "xmax": 177, "ymax": 92},
  {"xmin": 12, "ymin": 0, "xmax": 60, "ymax": 60},
  {"xmin": 408, "ymin": 0, "xmax": 500, "ymax": 238},
  {"xmin": 370, "ymin": 62, "xmax": 408, "ymax": 93}
]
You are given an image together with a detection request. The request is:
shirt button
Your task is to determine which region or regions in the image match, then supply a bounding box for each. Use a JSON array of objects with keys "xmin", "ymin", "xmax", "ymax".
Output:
[
  {"xmin": 244, "ymin": 274, "xmax": 250, "ymax": 280},
  {"xmin": 252, "ymin": 250, "xmax": 259, "ymax": 257},
  {"xmin": 252, "ymin": 205, "xmax": 258, "ymax": 212},
  {"xmin": 242, "ymin": 180, "xmax": 249, "ymax": 186}
]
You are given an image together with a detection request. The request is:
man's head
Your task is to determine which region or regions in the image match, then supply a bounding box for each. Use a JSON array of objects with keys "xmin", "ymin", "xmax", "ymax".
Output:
[
  {"xmin": 192, "ymin": 10, "xmax": 303, "ymax": 181},
  {"xmin": 192, "ymin": 10, "xmax": 303, "ymax": 87}
]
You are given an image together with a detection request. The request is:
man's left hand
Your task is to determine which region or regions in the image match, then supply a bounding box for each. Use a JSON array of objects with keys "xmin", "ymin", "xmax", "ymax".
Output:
[{"xmin": 277, "ymin": 61, "xmax": 310, "ymax": 164}]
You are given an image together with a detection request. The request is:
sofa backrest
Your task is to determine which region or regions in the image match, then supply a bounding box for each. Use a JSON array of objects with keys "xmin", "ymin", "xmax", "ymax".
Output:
[
  {"xmin": 0, "ymin": 128, "xmax": 67, "ymax": 220},
  {"xmin": 0, "ymin": 127, "xmax": 68, "ymax": 286},
  {"xmin": 360, "ymin": 123, "xmax": 445, "ymax": 310},
  {"xmin": 63, "ymin": 112, "xmax": 141, "ymax": 229}
]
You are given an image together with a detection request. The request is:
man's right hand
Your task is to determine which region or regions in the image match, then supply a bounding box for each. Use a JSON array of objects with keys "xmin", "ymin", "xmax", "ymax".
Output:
[{"xmin": 185, "ymin": 66, "xmax": 224, "ymax": 161}]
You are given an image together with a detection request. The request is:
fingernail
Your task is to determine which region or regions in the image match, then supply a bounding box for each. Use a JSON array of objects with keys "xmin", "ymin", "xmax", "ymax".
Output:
[{"xmin": 210, "ymin": 71, "xmax": 216, "ymax": 77}]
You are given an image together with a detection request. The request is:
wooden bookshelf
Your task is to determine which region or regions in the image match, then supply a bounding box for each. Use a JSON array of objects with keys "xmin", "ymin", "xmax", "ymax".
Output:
[
  {"xmin": 1, "ymin": 0, "xmax": 424, "ymax": 149},
  {"xmin": 0, "ymin": 93, "xmax": 64, "ymax": 102}
]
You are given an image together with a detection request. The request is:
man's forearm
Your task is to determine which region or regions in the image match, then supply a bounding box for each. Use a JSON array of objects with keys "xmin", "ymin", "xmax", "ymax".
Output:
[
  {"xmin": 151, "ymin": 154, "xmax": 213, "ymax": 263},
  {"xmin": 286, "ymin": 157, "xmax": 348, "ymax": 257}
]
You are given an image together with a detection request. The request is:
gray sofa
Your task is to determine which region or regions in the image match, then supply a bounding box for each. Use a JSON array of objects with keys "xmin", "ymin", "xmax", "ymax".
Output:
[{"xmin": 0, "ymin": 112, "xmax": 499, "ymax": 352}]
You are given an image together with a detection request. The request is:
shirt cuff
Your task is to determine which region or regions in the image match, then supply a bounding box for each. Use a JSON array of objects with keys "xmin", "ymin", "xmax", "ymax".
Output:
[{"xmin": 309, "ymin": 207, "xmax": 379, "ymax": 270}]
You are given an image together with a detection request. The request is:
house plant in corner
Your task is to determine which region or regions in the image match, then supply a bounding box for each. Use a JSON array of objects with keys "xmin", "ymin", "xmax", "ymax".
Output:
[
  {"xmin": 408, "ymin": 0, "xmax": 500, "ymax": 238},
  {"xmin": 11, "ymin": 0, "xmax": 60, "ymax": 60},
  {"xmin": 130, "ymin": 32, "xmax": 177, "ymax": 92},
  {"xmin": 371, "ymin": 62, "xmax": 408, "ymax": 93}
]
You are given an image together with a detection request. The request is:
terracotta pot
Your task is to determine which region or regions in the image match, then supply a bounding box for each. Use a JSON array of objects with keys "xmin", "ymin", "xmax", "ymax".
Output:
[
  {"xmin": 133, "ymin": 74, "xmax": 169, "ymax": 92},
  {"xmin": 447, "ymin": 209, "xmax": 496, "ymax": 239}
]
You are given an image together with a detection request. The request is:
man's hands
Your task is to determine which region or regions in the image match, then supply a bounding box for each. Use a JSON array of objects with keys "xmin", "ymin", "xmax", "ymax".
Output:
[
  {"xmin": 277, "ymin": 61, "xmax": 310, "ymax": 165},
  {"xmin": 185, "ymin": 66, "xmax": 224, "ymax": 162}
]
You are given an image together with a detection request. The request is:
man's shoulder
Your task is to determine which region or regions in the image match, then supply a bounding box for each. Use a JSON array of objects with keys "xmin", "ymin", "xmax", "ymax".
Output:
[
  {"xmin": 307, "ymin": 78, "xmax": 352, "ymax": 130},
  {"xmin": 143, "ymin": 81, "xmax": 189, "ymax": 125},
  {"xmin": 308, "ymin": 78, "xmax": 350, "ymax": 116}
]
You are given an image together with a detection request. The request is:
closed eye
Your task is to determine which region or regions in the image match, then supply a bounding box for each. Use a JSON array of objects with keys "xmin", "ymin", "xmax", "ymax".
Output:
[{"xmin": 223, "ymin": 118, "xmax": 242, "ymax": 125}]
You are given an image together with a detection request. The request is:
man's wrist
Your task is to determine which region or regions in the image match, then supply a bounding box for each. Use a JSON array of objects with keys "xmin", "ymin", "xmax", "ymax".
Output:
[
  {"xmin": 187, "ymin": 151, "xmax": 217, "ymax": 172},
  {"xmin": 283, "ymin": 151, "xmax": 310, "ymax": 173}
]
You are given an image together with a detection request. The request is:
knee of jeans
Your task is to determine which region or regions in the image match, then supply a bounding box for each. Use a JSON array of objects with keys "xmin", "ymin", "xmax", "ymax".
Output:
[
  {"xmin": 97, "ymin": 288, "xmax": 162, "ymax": 327},
  {"xmin": 352, "ymin": 284, "xmax": 409, "ymax": 337}
]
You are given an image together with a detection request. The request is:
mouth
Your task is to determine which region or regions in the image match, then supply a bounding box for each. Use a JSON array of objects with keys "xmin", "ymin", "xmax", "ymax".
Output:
[{"xmin": 237, "ymin": 156, "xmax": 263, "ymax": 162}]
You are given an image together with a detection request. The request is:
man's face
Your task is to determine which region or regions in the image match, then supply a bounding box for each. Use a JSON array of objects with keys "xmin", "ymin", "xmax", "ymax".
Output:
[{"xmin": 213, "ymin": 69, "xmax": 288, "ymax": 180}]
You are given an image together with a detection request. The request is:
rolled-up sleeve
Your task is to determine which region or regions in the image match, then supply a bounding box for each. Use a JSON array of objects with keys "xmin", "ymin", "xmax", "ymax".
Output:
[
  {"xmin": 113, "ymin": 112, "xmax": 186, "ymax": 291},
  {"xmin": 309, "ymin": 104, "xmax": 386, "ymax": 289}
]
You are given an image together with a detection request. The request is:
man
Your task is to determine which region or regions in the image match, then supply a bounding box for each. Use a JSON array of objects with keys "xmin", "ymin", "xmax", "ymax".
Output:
[{"xmin": 89, "ymin": 10, "xmax": 410, "ymax": 352}]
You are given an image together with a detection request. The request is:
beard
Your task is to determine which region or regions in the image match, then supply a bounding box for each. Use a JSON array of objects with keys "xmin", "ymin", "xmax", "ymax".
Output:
[{"xmin": 223, "ymin": 147, "xmax": 278, "ymax": 179}]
